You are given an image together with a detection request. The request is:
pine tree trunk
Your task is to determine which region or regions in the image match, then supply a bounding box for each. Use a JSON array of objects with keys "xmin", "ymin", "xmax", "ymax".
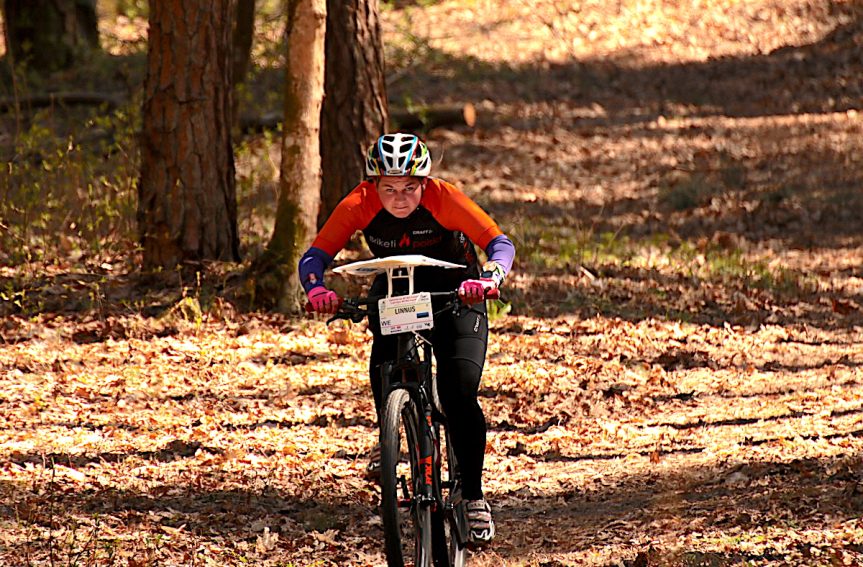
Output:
[
  {"xmin": 254, "ymin": 0, "xmax": 326, "ymax": 313},
  {"xmin": 138, "ymin": 0, "xmax": 239, "ymax": 269},
  {"xmin": 3, "ymin": 0, "xmax": 99, "ymax": 71},
  {"xmin": 318, "ymin": 0, "xmax": 387, "ymax": 229},
  {"xmin": 232, "ymin": 0, "xmax": 256, "ymax": 86}
]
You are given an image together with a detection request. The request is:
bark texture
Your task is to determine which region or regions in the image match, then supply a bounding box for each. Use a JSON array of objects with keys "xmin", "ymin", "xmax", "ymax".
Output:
[
  {"xmin": 3, "ymin": 0, "xmax": 99, "ymax": 71},
  {"xmin": 318, "ymin": 0, "xmax": 387, "ymax": 228},
  {"xmin": 257, "ymin": 0, "xmax": 326, "ymax": 312},
  {"xmin": 138, "ymin": 0, "xmax": 239, "ymax": 269}
]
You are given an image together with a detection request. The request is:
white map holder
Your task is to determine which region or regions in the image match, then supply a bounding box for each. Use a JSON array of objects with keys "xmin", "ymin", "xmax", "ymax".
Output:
[{"xmin": 332, "ymin": 255, "xmax": 465, "ymax": 336}]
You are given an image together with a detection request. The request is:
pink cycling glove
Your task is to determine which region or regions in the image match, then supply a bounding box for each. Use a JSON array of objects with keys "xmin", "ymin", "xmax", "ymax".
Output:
[
  {"xmin": 308, "ymin": 286, "xmax": 340, "ymax": 314},
  {"xmin": 458, "ymin": 278, "xmax": 497, "ymax": 305}
]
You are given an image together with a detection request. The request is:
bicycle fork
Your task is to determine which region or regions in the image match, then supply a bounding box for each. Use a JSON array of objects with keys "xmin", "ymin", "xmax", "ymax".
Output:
[
  {"xmin": 388, "ymin": 383, "xmax": 438, "ymax": 512},
  {"xmin": 415, "ymin": 404, "xmax": 437, "ymax": 509}
]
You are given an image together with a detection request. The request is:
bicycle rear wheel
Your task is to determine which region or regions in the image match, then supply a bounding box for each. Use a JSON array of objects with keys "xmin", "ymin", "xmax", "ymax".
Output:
[
  {"xmin": 429, "ymin": 421, "xmax": 468, "ymax": 567},
  {"xmin": 381, "ymin": 388, "xmax": 432, "ymax": 567},
  {"xmin": 431, "ymin": 489, "xmax": 468, "ymax": 567}
]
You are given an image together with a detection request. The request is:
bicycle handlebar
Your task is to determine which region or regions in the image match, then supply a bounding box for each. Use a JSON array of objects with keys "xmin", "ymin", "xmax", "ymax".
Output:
[{"xmin": 304, "ymin": 288, "xmax": 500, "ymax": 322}]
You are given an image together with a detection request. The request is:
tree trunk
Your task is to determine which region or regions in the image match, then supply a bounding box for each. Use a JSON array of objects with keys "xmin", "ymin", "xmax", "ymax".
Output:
[
  {"xmin": 232, "ymin": 0, "xmax": 256, "ymax": 86},
  {"xmin": 138, "ymin": 0, "xmax": 239, "ymax": 269},
  {"xmin": 3, "ymin": 0, "xmax": 99, "ymax": 71},
  {"xmin": 253, "ymin": 0, "xmax": 326, "ymax": 313},
  {"xmin": 318, "ymin": 0, "xmax": 387, "ymax": 229}
]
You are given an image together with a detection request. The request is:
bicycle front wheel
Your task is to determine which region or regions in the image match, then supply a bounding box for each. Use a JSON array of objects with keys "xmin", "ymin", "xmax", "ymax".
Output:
[{"xmin": 381, "ymin": 388, "xmax": 433, "ymax": 567}]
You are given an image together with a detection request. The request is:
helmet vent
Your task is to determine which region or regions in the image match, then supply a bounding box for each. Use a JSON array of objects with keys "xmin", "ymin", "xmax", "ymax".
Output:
[{"xmin": 365, "ymin": 133, "xmax": 431, "ymax": 177}]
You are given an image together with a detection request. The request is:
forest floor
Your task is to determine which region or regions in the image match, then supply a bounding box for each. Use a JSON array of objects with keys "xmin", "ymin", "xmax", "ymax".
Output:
[{"xmin": 2, "ymin": 0, "xmax": 863, "ymax": 565}]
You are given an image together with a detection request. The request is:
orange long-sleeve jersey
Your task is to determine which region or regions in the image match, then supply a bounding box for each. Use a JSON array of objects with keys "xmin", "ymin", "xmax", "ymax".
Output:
[{"xmin": 299, "ymin": 178, "xmax": 514, "ymax": 292}]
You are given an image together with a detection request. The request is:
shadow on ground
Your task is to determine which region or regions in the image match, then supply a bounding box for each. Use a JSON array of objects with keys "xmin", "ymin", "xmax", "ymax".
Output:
[
  {"xmin": 1, "ymin": 254, "xmax": 860, "ymax": 330},
  {"xmin": 500, "ymin": 265, "xmax": 863, "ymax": 328},
  {"xmin": 491, "ymin": 453, "xmax": 863, "ymax": 564},
  {"xmin": 2, "ymin": 452, "xmax": 862, "ymax": 565},
  {"xmin": 388, "ymin": 1, "xmax": 863, "ymax": 117},
  {"xmin": 389, "ymin": 2, "xmax": 863, "ymax": 252},
  {"xmin": 0, "ymin": 479, "xmax": 381, "ymax": 564}
]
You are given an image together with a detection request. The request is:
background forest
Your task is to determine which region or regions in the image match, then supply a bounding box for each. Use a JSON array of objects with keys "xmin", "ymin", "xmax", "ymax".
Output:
[{"xmin": 1, "ymin": 1, "xmax": 863, "ymax": 566}]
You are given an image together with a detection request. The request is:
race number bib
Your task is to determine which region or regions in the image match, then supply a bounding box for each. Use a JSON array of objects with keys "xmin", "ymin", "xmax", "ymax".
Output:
[{"xmin": 379, "ymin": 293, "xmax": 434, "ymax": 336}]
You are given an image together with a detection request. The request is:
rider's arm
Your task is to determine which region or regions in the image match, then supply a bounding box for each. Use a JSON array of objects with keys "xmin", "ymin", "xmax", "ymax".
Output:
[
  {"xmin": 297, "ymin": 182, "xmax": 381, "ymax": 292},
  {"xmin": 482, "ymin": 234, "xmax": 516, "ymax": 286},
  {"xmin": 298, "ymin": 247, "xmax": 334, "ymax": 293},
  {"xmin": 422, "ymin": 179, "xmax": 516, "ymax": 284}
]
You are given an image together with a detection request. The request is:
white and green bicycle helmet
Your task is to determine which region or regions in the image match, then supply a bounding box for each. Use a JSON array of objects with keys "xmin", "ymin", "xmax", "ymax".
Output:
[{"xmin": 365, "ymin": 133, "xmax": 431, "ymax": 177}]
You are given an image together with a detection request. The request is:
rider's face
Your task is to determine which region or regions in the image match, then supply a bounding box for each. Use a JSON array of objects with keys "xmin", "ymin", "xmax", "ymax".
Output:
[{"xmin": 376, "ymin": 176, "xmax": 424, "ymax": 218}]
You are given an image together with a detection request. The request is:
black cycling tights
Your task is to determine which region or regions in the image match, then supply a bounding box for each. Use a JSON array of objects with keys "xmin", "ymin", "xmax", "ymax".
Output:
[{"xmin": 369, "ymin": 299, "xmax": 489, "ymax": 501}]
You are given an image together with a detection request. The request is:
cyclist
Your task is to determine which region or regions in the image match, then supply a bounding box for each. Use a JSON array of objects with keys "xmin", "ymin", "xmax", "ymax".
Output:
[{"xmin": 299, "ymin": 133, "xmax": 515, "ymax": 546}]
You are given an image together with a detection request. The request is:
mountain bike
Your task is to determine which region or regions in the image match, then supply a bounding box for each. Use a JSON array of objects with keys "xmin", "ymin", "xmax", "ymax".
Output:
[{"xmin": 318, "ymin": 255, "xmax": 498, "ymax": 567}]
